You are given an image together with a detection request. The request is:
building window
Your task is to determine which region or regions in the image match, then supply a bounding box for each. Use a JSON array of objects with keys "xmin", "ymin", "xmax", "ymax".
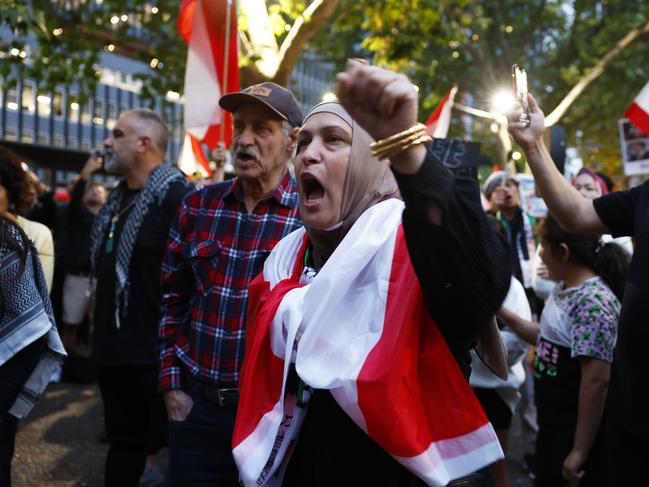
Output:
[
  {"xmin": 81, "ymin": 102, "xmax": 91, "ymax": 124},
  {"xmin": 37, "ymin": 94, "xmax": 51, "ymax": 116},
  {"xmin": 108, "ymin": 100, "xmax": 117, "ymax": 122},
  {"xmin": 53, "ymin": 89, "xmax": 64, "ymax": 118},
  {"xmin": 81, "ymin": 138, "xmax": 91, "ymax": 150},
  {"xmin": 120, "ymin": 103, "xmax": 130, "ymax": 115},
  {"xmin": 37, "ymin": 132, "xmax": 50, "ymax": 145},
  {"xmin": 21, "ymin": 129, "xmax": 34, "ymax": 143},
  {"xmin": 67, "ymin": 135, "xmax": 78, "ymax": 148},
  {"xmin": 5, "ymin": 88, "xmax": 18, "ymax": 111},
  {"xmin": 68, "ymin": 94, "xmax": 80, "ymax": 121},
  {"xmin": 93, "ymin": 98, "xmax": 104, "ymax": 125},
  {"xmin": 22, "ymin": 83, "xmax": 35, "ymax": 112},
  {"xmin": 53, "ymin": 133, "xmax": 64, "ymax": 146},
  {"xmin": 4, "ymin": 126, "xmax": 17, "ymax": 140}
]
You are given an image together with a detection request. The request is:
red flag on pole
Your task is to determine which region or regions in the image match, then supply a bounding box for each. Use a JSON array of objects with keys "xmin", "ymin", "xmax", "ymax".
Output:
[
  {"xmin": 178, "ymin": 0, "xmax": 240, "ymax": 150},
  {"xmin": 625, "ymin": 81, "xmax": 649, "ymax": 136},
  {"xmin": 424, "ymin": 85, "xmax": 458, "ymax": 139}
]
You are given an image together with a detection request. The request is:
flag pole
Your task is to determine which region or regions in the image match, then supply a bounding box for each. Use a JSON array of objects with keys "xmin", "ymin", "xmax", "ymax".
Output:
[{"xmin": 219, "ymin": 0, "xmax": 233, "ymax": 144}]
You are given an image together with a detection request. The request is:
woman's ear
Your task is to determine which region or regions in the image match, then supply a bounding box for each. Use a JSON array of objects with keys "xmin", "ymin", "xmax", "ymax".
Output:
[{"xmin": 557, "ymin": 242, "xmax": 571, "ymax": 262}]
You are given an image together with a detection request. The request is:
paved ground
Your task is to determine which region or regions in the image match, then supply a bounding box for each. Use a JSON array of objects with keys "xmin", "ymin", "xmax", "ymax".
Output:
[{"xmin": 13, "ymin": 382, "xmax": 534, "ymax": 486}]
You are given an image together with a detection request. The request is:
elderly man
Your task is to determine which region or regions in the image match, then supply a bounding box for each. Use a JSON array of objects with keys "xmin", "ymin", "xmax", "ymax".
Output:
[
  {"xmin": 509, "ymin": 96, "xmax": 648, "ymax": 485},
  {"xmin": 159, "ymin": 82, "xmax": 303, "ymax": 485},
  {"xmin": 90, "ymin": 109, "xmax": 192, "ymax": 487}
]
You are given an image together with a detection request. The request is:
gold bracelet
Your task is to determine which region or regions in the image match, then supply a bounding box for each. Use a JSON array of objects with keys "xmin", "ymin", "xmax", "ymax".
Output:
[{"xmin": 370, "ymin": 123, "xmax": 432, "ymax": 159}]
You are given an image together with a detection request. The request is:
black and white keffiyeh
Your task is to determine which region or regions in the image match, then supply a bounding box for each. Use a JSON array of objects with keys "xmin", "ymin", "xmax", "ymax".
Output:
[{"xmin": 90, "ymin": 164, "xmax": 191, "ymax": 328}]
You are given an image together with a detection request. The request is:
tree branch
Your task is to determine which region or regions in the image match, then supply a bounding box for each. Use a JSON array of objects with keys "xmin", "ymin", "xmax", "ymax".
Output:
[
  {"xmin": 273, "ymin": 0, "xmax": 341, "ymax": 85},
  {"xmin": 545, "ymin": 18, "xmax": 649, "ymax": 126}
]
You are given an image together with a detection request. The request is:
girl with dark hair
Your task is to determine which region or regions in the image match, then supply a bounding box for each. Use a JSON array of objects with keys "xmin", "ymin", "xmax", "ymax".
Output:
[
  {"xmin": 499, "ymin": 215, "xmax": 629, "ymax": 487},
  {"xmin": 0, "ymin": 214, "xmax": 66, "ymax": 487}
]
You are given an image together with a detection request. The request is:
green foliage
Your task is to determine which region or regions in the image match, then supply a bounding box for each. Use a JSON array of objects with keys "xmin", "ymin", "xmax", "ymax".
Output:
[{"xmin": 312, "ymin": 0, "xmax": 649, "ymax": 176}]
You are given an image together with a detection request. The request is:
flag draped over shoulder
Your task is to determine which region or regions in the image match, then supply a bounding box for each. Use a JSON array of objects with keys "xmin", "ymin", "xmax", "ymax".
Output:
[
  {"xmin": 425, "ymin": 85, "xmax": 458, "ymax": 139},
  {"xmin": 625, "ymin": 81, "xmax": 649, "ymax": 136},
  {"xmin": 232, "ymin": 198, "xmax": 503, "ymax": 487},
  {"xmin": 178, "ymin": 0, "xmax": 239, "ymax": 150}
]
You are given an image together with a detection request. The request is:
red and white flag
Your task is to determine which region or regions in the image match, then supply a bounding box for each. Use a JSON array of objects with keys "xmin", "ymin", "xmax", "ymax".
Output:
[
  {"xmin": 178, "ymin": 132, "xmax": 213, "ymax": 178},
  {"xmin": 625, "ymin": 81, "xmax": 649, "ymax": 136},
  {"xmin": 233, "ymin": 199, "xmax": 503, "ymax": 487},
  {"xmin": 178, "ymin": 0, "xmax": 239, "ymax": 150},
  {"xmin": 425, "ymin": 85, "xmax": 458, "ymax": 139}
]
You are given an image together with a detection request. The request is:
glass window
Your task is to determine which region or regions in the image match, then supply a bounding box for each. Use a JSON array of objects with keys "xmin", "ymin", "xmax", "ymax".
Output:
[
  {"xmin": 93, "ymin": 98, "xmax": 104, "ymax": 124},
  {"xmin": 67, "ymin": 135, "xmax": 78, "ymax": 148},
  {"xmin": 53, "ymin": 133, "xmax": 64, "ymax": 146},
  {"xmin": 37, "ymin": 132, "xmax": 50, "ymax": 145},
  {"xmin": 81, "ymin": 101, "xmax": 91, "ymax": 124},
  {"xmin": 6, "ymin": 88, "xmax": 18, "ymax": 110},
  {"xmin": 4, "ymin": 126, "xmax": 17, "ymax": 140},
  {"xmin": 107, "ymin": 100, "xmax": 117, "ymax": 122},
  {"xmin": 37, "ymin": 94, "xmax": 51, "ymax": 116},
  {"xmin": 53, "ymin": 89, "xmax": 64, "ymax": 117},
  {"xmin": 22, "ymin": 83, "xmax": 35, "ymax": 112},
  {"xmin": 21, "ymin": 129, "xmax": 34, "ymax": 143},
  {"xmin": 80, "ymin": 138, "xmax": 91, "ymax": 150},
  {"xmin": 68, "ymin": 94, "xmax": 80, "ymax": 121}
]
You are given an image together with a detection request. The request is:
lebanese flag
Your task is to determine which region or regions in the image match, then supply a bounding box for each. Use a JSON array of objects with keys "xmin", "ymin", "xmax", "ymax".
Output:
[
  {"xmin": 625, "ymin": 81, "xmax": 649, "ymax": 136},
  {"xmin": 178, "ymin": 132, "xmax": 213, "ymax": 177},
  {"xmin": 178, "ymin": 0, "xmax": 239, "ymax": 150},
  {"xmin": 425, "ymin": 85, "xmax": 458, "ymax": 139},
  {"xmin": 233, "ymin": 199, "xmax": 503, "ymax": 487}
]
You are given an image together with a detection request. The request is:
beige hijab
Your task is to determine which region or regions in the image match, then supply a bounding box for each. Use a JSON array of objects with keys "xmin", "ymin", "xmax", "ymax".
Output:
[{"xmin": 299, "ymin": 102, "xmax": 400, "ymax": 268}]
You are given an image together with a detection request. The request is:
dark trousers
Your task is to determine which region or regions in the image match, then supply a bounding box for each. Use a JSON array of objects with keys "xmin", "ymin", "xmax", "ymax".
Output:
[
  {"xmin": 0, "ymin": 337, "xmax": 44, "ymax": 487},
  {"xmin": 535, "ymin": 425, "xmax": 607, "ymax": 487},
  {"xmin": 607, "ymin": 418, "xmax": 649, "ymax": 486},
  {"xmin": 96, "ymin": 364, "xmax": 167, "ymax": 487},
  {"xmin": 168, "ymin": 386, "xmax": 238, "ymax": 487}
]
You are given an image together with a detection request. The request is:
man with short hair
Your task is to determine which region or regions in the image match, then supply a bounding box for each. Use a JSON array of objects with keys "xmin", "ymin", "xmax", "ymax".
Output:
[
  {"xmin": 159, "ymin": 83, "xmax": 303, "ymax": 485},
  {"xmin": 90, "ymin": 109, "xmax": 192, "ymax": 486}
]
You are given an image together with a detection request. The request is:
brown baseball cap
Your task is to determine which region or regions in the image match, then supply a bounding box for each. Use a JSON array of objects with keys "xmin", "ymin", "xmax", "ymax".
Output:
[{"xmin": 219, "ymin": 82, "xmax": 304, "ymax": 127}]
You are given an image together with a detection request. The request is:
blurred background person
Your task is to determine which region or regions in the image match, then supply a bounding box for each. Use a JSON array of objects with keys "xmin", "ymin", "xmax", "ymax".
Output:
[
  {"xmin": 59, "ymin": 155, "xmax": 107, "ymax": 351},
  {"xmin": 471, "ymin": 276, "xmax": 531, "ymax": 487},
  {"xmin": 0, "ymin": 148, "xmax": 54, "ymax": 293}
]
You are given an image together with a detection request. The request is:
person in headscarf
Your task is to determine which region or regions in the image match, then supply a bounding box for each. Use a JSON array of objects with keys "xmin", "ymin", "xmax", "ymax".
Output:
[{"xmin": 232, "ymin": 62, "xmax": 512, "ymax": 487}]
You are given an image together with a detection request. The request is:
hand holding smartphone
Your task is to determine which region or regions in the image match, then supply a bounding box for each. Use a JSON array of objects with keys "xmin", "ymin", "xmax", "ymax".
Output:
[{"xmin": 512, "ymin": 64, "xmax": 530, "ymax": 126}]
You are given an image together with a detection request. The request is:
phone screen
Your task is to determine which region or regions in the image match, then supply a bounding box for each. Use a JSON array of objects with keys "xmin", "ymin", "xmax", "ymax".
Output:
[{"xmin": 512, "ymin": 64, "xmax": 530, "ymax": 122}]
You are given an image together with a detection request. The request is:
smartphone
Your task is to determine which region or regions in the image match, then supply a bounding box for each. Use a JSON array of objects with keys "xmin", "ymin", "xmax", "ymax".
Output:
[
  {"xmin": 93, "ymin": 149, "xmax": 105, "ymax": 168},
  {"xmin": 512, "ymin": 64, "xmax": 530, "ymax": 125}
]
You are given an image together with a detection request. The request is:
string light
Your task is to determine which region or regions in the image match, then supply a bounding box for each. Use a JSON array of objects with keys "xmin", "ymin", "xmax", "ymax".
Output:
[
  {"xmin": 150, "ymin": 58, "xmax": 159, "ymax": 68},
  {"xmin": 151, "ymin": 6, "xmax": 159, "ymax": 13},
  {"xmin": 110, "ymin": 16, "xmax": 119, "ymax": 24},
  {"xmin": 52, "ymin": 28, "xmax": 63, "ymax": 36}
]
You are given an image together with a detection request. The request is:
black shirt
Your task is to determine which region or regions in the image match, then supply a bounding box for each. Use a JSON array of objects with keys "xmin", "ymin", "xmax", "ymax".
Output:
[
  {"xmin": 93, "ymin": 181, "xmax": 191, "ymax": 366},
  {"xmin": 594, "ymin": 180, "xmax": 649, "ymax": 437},
  {"xmin": 394, "ymin": 146, "xmax": 512, "ymax": 377},
  {"xmin": 62, "ymin": 179, "xmax": 96, "ymax": 273}
]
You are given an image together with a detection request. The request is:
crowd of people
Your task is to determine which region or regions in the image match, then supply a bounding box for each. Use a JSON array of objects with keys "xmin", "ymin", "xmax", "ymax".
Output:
[{"xmin": 0, "ymin": 60, "xmax": 647, "ymax": 487}]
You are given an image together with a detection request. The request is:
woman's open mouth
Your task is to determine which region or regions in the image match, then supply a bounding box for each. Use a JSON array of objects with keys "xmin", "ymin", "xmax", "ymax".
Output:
[{"xmin": 301, "ymin": 173, "xmax": 325, "ymax": 207}]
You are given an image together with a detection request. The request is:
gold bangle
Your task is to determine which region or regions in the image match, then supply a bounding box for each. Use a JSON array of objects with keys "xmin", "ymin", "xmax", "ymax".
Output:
[
  {"xmin": 370, "ymin": 123, "xmax": 427, "ymax": 150},
  {"xmin": 374, "ymin": 134, "xmax": 432, "ymax": 160},
  {"xmin": 370, "ymin": 123, "xmax": 432, "ymax": 159}
]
